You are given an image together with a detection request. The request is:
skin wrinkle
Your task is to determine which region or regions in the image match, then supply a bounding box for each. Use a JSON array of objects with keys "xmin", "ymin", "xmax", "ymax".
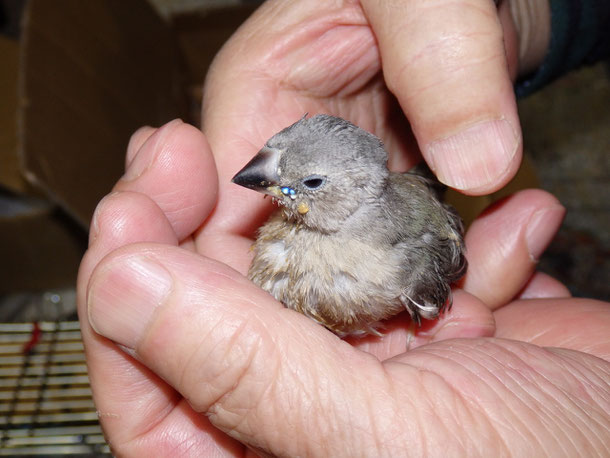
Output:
[
  {"xmin": 273, "ymin": 352, "xmax": 328, "ymax": 455},
  {"xmin": 361, "ymin": 361, "xmax": 414, "ymax": 455},
  {"xmin": 307, "ymin": 373, "xmax": 341, "ymax": 449},
  {"xmin": 419, "ymin": 343, "xmax": 536, "ymax": 451},
  {"xmin": 281, "ymin": 30, "xmax": 379, "ymax": 98},
  {"xmin": 420, "ymin": 363, "xmax": 501, "ymax": 455},
  {"xmin": 117, "ymin": 397, "xmax": 185, "ymax": 457},
  {"xmin": 342, "ymin": 378, "xmax": 377, "ymax": 454},
  {"xmin": 380, "ymin": 4, "xmax": 500, "ymax": 92},
  {"xmin": 176, "ymin": 332, "xmax": 219, "ymax": 404},
  {"xmin": 541, "ymin": 354, "xmax": 610, "ymax": 444},
  {"xmin": 323, "ymin": 373, "xmax": 352, "ymax": 454},
  {"xmin": 256, "ymin": 8, "xmax": 362, "ymax": 76},
  {"xmin": 479, "ymin": 343, "xmax": 608, "ymax": 455},
  {"xmin": 231, "ymin": 6, "xmax": 375, "ymax": 99},
  {"xmin": 208, "ymin": 316, "xmax": 271, "ymax": 413},
  {"xmin": 380, "ymin": 363, "xmax": 438, "ymax": 455},
  {"xmin": 405, "ymin": 48, "xmax": 506, "ymax": 105},
  {"xmin": 491, "ymin": 357, "xmax": 572, "ymax": 455},
  {"xmin": 411, "ymin": 370, "xmax": 444, "ymax": 456},
  {"xmin": 358, "ymin": 380, "xmax": 394, "ymax": 454},
  {"xmin": 282, "ymin": 371, "xmax": 319, "ymax": 454},
  {"xmin": 520, "ymin": 327, "xmax": 555, "ymax": 344},
  {"xmin": 326, "ymin": 42, "xmax": 380, "ymax": 98},
  {"xmin": 558, "ymin": 350, "xmax": 610, "ymax": 398},
  {"xmin": 267, "ymin": 329, "xmax": 321, "ymax": 453},
  {"xmin": 149, "ymin": 409, "xmax": 217, "ymax": 458},
  {"xmin": 395, "ymin": 29, "xmax": 500, "ymax": 86},
  {"xmin": 157, "ymin": 425, "xmax": 200, "ymax": 458},
  {"xmin": 474, "ymin": 346, "xmax": 552, "ymax": 437},
  {"xmin": 309, "ymin": 348, "xmax": 388, "ymax": 454},
  {"xmin": 334, "ymin": 46, "xmax": 381, "ymax": 98}
]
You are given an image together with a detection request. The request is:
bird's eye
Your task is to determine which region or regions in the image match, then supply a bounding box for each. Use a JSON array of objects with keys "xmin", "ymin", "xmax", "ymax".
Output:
[{"xmin": 301, "ymin": 175, "xmax": 326, "ymax": 190}]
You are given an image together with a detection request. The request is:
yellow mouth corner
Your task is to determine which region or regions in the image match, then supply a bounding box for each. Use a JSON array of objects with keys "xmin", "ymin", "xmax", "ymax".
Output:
[
  {"xmin": 266, "ymin": 185, "xmax": 284, "ymax": 198},
  {"xmin": 297, "ymin": 202, "xmax": 309, "ymax": 214}
]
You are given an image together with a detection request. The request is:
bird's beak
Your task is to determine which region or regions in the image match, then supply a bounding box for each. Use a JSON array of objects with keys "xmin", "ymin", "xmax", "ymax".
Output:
[{"xmin": 232, "ymin": 147, "xmax": 281, "ymax": 195}]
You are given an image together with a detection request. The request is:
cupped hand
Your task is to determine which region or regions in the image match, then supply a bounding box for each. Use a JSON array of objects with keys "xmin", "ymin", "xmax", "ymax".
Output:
[
  {"xmin": 77, "ymin": 120, "xmax": 609, "ymax": 456},
  {"xmin": 201, "ymin": 0, "xmax": 549, "ymax": 216},
  {"xmin": 77, "ymin": 1, "xmax": 610, "ymax": 455}
]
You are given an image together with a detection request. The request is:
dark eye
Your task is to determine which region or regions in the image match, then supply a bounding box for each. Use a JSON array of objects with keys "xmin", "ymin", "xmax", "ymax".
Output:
[{"xmin": 301, "ymin": 175, "xmax": 326, "ymax": 190}]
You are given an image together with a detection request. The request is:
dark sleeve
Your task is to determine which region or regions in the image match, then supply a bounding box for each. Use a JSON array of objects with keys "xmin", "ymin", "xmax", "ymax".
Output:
[{"xmin": 515, "ymin": 0, "xmax": 610, "ymax": 98}]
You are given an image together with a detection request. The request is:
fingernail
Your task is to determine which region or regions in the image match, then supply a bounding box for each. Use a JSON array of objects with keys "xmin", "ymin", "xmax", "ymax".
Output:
[
  {"xmin": 525, "ymin": 205, "xmax": 565, "ymax": 262},
  {"xmin": 87, "ymin": 255, "xmax": 172, "ymax": 349},
  {"xmin": 122, "ymin": 119, "xmax": 183, "ymax": 181},
  {"xmin": 89, "ymin": 192, "xmax": 120, "ymax": 245},
  {"xmin": 426, "ymin": 118, "xmax": 520, "ymax": 191},
  {"xmin": 434, "ymin": 320, "xmax": 495, "ymax": 342}
]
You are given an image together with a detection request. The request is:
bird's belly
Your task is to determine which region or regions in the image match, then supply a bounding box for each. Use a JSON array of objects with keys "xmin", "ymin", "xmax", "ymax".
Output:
[{"xmin": 248, "ymin": 225, "xmax": 404, "ymax": 334}]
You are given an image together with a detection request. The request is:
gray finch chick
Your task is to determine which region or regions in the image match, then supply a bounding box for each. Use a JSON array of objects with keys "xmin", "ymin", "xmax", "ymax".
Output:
[{"xmin": 232, "ymin": 114, "xmax": 467, "ymax": 336}]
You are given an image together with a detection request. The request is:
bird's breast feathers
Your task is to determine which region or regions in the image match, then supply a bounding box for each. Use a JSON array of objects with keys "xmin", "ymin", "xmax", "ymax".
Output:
[{"xmin": 248, "ymin": 214, "xmax": 406, "ymax": 331}]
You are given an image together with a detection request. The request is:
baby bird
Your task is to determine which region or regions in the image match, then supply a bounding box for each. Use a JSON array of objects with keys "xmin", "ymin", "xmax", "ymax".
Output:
[{"xmin": 232, "ymin": 114, "xmax": 467, "ymax": 336}]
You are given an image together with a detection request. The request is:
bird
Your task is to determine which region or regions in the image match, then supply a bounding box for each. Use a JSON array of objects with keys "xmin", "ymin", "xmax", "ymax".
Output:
[{"xmin": 232, "ymin": 114, "xmax": 467, "ymax": 336}]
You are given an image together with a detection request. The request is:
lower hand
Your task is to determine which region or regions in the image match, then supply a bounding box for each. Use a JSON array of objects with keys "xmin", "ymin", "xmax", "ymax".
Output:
[{"xmin": 78, "ymin": 121, "xmax": 609, "ymax": 456}]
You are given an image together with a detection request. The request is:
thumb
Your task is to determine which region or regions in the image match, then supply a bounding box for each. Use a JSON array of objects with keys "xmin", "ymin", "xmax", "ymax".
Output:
[
  {"xmin": 85, "ymin": 244, "xmax": 394, "ymax": 456},
  {"xmin": 361, "ymin": 0, "xmax": 521, "ymax": 194}
]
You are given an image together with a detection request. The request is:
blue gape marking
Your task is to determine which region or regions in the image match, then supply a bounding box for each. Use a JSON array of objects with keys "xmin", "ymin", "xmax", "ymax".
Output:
[{"xmin": 281, "ymin": 187, "xmax": 296, "ymax": 196}]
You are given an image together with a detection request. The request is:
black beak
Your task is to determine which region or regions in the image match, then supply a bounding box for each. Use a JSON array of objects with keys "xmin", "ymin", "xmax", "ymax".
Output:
[{"xmin": 232, "ymin": 147, "xmax": 281, "ymax": 192}]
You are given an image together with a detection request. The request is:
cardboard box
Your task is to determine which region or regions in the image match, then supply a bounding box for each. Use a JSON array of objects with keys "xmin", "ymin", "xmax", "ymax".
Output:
[{"xmin": 0, "ymin": 0, "xmax": 257, "ymax": 293}]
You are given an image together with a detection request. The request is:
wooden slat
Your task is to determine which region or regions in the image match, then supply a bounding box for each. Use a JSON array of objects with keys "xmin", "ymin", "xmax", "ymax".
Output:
[
  {"xmin": 5, "ymin": 424, "xmax": 102, "ymax": 438},
  {"xmin": 0, "ymin": 387, "xmax": 92, "ymax": 401},
  {"xmin": 0, "ymin": 444, "xmax": 111, "ymax": 455},
  {"xmin": 0, "ymin": 352, "xmax": 86, "ymax": 365},
  {"xmin": 0, "ymin": 321, "xmax": 109, "ymax": 455},
  {"xmin": 0, "ymin": 330, "xmax": 82, "ymax": 343}
]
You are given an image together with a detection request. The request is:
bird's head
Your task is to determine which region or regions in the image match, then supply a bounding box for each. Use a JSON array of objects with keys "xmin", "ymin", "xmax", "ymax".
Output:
[{"xmin": 232, "ymin": 114, "xmax": 389, "ymax": 233}]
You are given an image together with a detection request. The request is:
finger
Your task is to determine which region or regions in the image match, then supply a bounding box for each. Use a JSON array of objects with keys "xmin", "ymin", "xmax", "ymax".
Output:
[
  {"xmin": 462, "ymin": 189, "xmax": 565, "ymax": 309},
  {"xmin": 348, "ymin": 290, "xmax": 495, "ymax": 359},
  {"xmin": 494, "ymin": 298, "xmax": 610, "ymax": 360},
  {"xmin": 415, "ymin": 290, "xmax": 495, "ymax": 348},
  {"xmin": 81, "ymin": 191, "xmax": 179, "ymax": 315},
  {"xmin": 86, "ymin": 244, "xmax": 610, "ymax": 455},
  {"xmin": 115, "ymin": 119, "xmax": 218, "ymax": 241},
  {"xmin": 517, "ymin": 271, "xmax": 571, "ymax": 300},
  {"xmin": 85, "ymin": 244, "xmax": 399, "ymax": 456},
  {"xmin": 77, "ymin": 120, "xmax": 232, "ymax": 452},
  {"xmin": 79, "ymin": 195, "xmax": 246, "ymax": 455},
  {"xmin": 126, "ymin": 125, "xmax": 155, "ymax": 168},
  {"xmin": 361, "ymin": 0, "xmax": 521, "ymax": 194}
]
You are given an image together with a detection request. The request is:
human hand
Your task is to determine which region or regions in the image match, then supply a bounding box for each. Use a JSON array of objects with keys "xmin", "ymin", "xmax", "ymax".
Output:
[
  {"xmin": 78, "ymin": 120, "xmax": 609, "ymax": 456},
  {"xmin": 202, "ymin": 0, "xmax": 550, "ymax": 205}
]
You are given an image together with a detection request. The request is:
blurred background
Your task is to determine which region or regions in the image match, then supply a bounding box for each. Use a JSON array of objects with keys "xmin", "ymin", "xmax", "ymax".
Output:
[{"xmin": 0, "ymin": 0, "xmax": 608, "ymax": 455}]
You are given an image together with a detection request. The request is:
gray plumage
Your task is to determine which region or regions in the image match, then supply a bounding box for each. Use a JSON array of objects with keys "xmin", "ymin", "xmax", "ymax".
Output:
[{"xmin": 232, "ymin": 114, "xmax": 467, "ymax": 336}]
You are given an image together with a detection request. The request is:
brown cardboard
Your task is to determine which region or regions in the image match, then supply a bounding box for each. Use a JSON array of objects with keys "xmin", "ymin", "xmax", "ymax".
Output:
[
  {"xmin": 171, "ymin": 4, "xmax": 258, "ymax": 123},
  {"xmin": 0, "ymin": 0, "xmax": 195, "ymax": 293},
  {"xmin": 0, "ymin": 197, "xmax": 86, "ymax": 294},
  {"xmin": 0, "ymin": 36, "xmax": 26, "ymax": 193},
  {"xmin": 1, "ymin": 0, "xmax": 255, "ymax": 293},
  {"xmin": 19, "ymin": 0, "xmax": 187, "ymax": 228}
]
